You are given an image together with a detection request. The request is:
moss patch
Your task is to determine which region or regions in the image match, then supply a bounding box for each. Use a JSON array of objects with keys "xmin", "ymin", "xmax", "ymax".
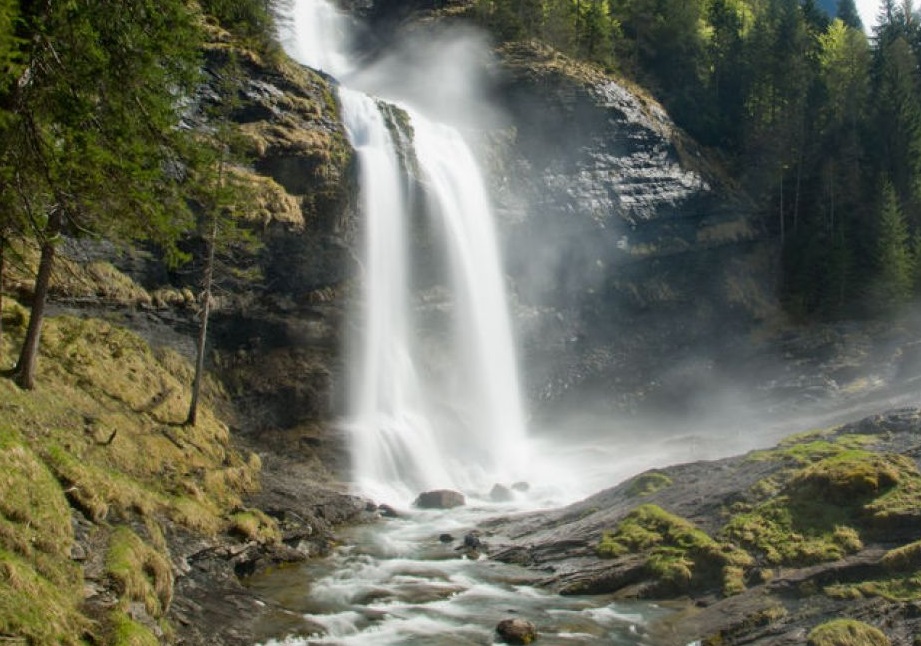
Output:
[
  {"xmin": 723, "ymin": 447, "xmax": 920, "ymax": 568},
  {"xmin": 625, "ymin": 470, "xmax": 673, "ymax": 498},
  {"xmin": 106, "ymin": 527, "xmax": 173, "ymax": 618},
  {"xmin": 597, "ymin": 504, "xmax": 752, "ymax": 596},
  {"xmin": 110, "ymin": 610, "xmax": 160, "ymax": 646},
  {"xmin": 807, "ymin": 618, "xmax": 890, "ymax": 646},
  {"xmin": 824, "ymin": 540, "xmax": 921, "ymax": 602}
]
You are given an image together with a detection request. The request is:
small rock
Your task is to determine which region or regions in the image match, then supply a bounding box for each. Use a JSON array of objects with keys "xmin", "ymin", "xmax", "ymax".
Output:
[
  {"xmin": 439, "ymin": 533, "xmax": 454, "ymax": 543},
  {"xmin": 379, "ymin": 504, "xmax": 400, "ymax": 518},
  {"xmin": 496, "ymin": 617, "xmax": 538, "ymax": 644},
  {"xmin": 490, "ymin": 484, "xmax": 514, "ymax": 502},
  {"xmin": 463, "ymin": 531, "xmax": 482, "ymax": 550},
  {"xmin": 414, "ymin": 489, "xmax": 466, "ymax": 509},
  {"xmin": 70, "ymin": 543, "xmax": 87, "ymax": 561}
]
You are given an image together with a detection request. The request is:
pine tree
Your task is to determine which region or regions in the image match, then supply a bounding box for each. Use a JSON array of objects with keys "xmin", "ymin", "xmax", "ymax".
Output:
[
  {"xmin": 0, "ymin": 0, "xmax": 203, "ymax": 388},
  {"xmin": 875, "ymin": 180, "xmax": 914, "ymax": 308}
]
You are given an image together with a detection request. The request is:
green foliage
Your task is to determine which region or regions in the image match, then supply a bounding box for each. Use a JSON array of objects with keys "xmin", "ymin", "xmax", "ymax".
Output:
[
  {"xmin": 200, "ymin": 0, "xmax": 277, "ymax": 53},
  {"xmin": 807, "ymin": 618, "xmax": 890, "ymax": 646}
]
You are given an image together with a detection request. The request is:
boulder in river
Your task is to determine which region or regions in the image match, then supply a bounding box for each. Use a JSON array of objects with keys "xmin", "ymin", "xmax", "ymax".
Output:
[
  {"xmin": 414, "ymin": 489, "xmax": 466, "ymax": 509},
  {"xmin": 490, "ymin": 483, "xmax": 515, "ymax": 502},
  {"xmin": 496, "ymin": 617, "xmax": 538, "ymax": 644}
]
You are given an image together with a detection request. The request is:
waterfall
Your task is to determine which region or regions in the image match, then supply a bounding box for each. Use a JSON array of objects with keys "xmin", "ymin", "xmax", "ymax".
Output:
[{"xmin": 279, "ymin": 0, "xmax": 528, "ymax": 503}]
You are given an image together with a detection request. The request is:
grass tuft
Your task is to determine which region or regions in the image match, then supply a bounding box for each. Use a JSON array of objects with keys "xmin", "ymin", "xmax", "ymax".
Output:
[{"xmin": 807, "ymin": 618, "xmax": 890, "ymax": 646}]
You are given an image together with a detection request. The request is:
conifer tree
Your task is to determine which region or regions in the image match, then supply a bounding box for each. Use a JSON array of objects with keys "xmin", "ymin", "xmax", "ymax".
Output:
[
  {"xmin": 875, "ymin": 180, "xmax": 914, "ymax": 308},
  {"xmin": 0, "ymin": 0, "xmax": 202, "ymax": 388}
]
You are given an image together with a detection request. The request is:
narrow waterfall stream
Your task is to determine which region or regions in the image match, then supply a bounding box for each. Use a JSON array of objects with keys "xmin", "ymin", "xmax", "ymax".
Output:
[{"xmin": 255, "ymin": 1, "xmax": 672, "ymax": 643}]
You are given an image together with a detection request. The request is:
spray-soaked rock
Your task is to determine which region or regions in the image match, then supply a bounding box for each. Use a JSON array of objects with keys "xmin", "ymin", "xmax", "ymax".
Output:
[
  {"xmin": 496, "ymin": 617, "xmax": 538, "ymax": 644},
  {"xmin": 490, "ymin": 483, "xmax": 515, "ymax": 502},
  {"xmin": 414, "ymin": 489, "xmax": 466, "ymax": 509}
]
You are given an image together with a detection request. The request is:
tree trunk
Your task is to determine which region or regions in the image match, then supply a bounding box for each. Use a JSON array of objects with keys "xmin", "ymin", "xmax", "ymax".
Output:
[
  {"xmin": 0, "ymin": 235, "xmax": 5, "ymax": 363},
  {"xmin": 186, "ymin": 215, "xmax": 217, "ymax": 426},
  {"xmin": 15, "ymin": 209, "xmax": 62, "ymax": 390}
]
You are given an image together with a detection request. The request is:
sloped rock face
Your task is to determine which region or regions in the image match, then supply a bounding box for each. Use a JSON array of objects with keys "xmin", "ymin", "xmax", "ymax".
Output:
[
  {"xmin": 477, "ymin": 409, "xmax": 921, "ymax": 645},
  {"xmin": 488, "ymin": 43, "xmax": 774, "ymax": 417},
  {"xmin": 198, "ymin": 46, "xmax": 357, "ymax": 443}
]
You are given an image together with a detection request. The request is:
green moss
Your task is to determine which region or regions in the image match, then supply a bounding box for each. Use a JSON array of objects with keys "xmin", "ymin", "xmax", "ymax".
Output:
[
  {"xmin": 111, "ymin": 610, "xmax": 159, "ymax": 646},
  {"xmin": 106, "ymin": 527, "xmax": 173, "ymax": 618},
  {"xmin": 723, "ymin": 449, "xmax": 921, "ymax": 568},
  {"xmin": 229, "ymin": 508, "xmax": 281, "ymax": 544},
  {"xmin": 722, "ymin": 493, "xmax": 862, "ymax": 567},
  {"xmin": 597, "ymin": 504, "xmax": 753, "ymax": 596},
  {"xmin": 0, "ymin": 549, "xmax": 88, "ymax": 645},
  {"xmin": 824, "ymin": 541, "xmax": 921, "ymax": 601},
  {"xmin": 807, "ymin": 619, "xmax": 890, "ymax": 646},
  {"xmin": 791, "ymin": 451, "xmax": 903, "ymax": 504},
  {"xmin": 882, "ymin": 539, "xmax": 921, "ymax": 572},
  {"xmin": 747, "ymin": 431, "xmax": 875, "ymax": 466},
  {"xmin": 625, "ymin": 470, "xmax": 673, "ymax": 497}
]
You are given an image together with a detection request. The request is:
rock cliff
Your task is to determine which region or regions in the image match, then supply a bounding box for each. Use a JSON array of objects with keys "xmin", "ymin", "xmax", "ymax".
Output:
[{"xmin": 487, "ymin": 41, "xmax": 773, "ymax": 417}]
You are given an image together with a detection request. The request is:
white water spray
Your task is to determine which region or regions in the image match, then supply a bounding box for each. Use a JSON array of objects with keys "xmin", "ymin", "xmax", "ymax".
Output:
[{"xmin": 280, "ymin": 0, "xmax": 529, "ymax": 503}]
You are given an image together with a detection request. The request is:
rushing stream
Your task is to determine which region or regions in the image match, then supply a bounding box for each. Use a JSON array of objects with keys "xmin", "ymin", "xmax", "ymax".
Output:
[{"xmin": 249, "ymin": 503, "xmax": 673, "ymax": 645}]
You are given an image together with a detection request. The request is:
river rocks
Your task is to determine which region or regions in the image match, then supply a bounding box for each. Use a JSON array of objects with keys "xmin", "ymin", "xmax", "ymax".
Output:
[
  {"xmin": 414, "ymin": 489, "xmax": 466, "ymax": 509},
  {"xmin": 496, "ymin": 617, "xmax": 538, "ymax": 644}
]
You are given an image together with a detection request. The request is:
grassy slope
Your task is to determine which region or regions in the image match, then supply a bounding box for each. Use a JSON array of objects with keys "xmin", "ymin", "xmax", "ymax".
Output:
[{"xmin": 0, "ymin": 300, "xmax": 276, "ymax": 644}]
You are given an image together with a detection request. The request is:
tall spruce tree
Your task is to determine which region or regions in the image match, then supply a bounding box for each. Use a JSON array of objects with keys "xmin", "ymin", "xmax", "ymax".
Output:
[
  {"xmin": 0, "ymin": 0, "xmax": 202, "ymax": 388},
  {"xmin": 875, "ymin": 180, "xmax": 914, "ymax": 308}
]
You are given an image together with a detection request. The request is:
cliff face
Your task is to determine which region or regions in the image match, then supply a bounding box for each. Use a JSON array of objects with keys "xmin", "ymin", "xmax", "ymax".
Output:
[
  {"xmin": 194, "ymin": 44, "xmax": 357, "ymax": 448},
  {"xmin": 482, "ymin": 42, "xmax": 774, "ymax": 416}
]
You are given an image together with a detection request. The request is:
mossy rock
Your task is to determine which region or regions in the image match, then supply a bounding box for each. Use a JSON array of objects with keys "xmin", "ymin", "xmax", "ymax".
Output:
[
  {"xmin": 597, "ymin": 504, "xmax": 752, "ymax": 596},
  {"xmin": 625, "ymin": 470, "xmax": 673, "ymax": 497},
  {"xmin": 807, "ymin": 618, "xmax": 890, "ymax": 646},
  {"xmin": 789, "ymin": 451, "xmax": 905, "ymax": 505}
]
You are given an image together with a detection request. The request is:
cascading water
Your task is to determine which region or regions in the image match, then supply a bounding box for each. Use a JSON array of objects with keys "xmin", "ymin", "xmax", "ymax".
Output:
[{"xmin": 280, "ymin": 0, "xmax": 528, "ymax": 503}]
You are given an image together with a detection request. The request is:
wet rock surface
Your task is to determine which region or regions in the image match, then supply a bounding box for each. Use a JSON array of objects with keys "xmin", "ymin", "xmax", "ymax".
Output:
[
  {"xmin": 415, "ymin": 489, "xmax": 466, "ymax": 509},
  {"xmin": 476, "ymin": 409, "xmax": 921, "ymax": 645},
  {"xmin": 496, "ymin": 617, "xmax": 539, "ymax": 644}
]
